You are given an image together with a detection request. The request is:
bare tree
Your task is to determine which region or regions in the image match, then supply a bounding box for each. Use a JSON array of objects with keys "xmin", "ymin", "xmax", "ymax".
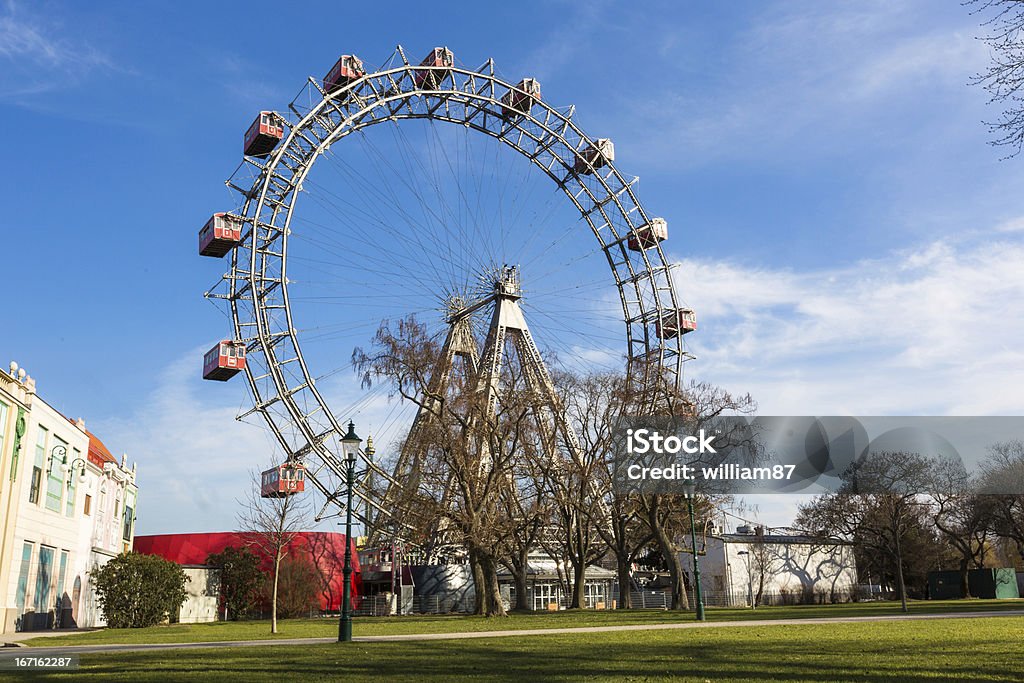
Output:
[
  {"xmin": 540, "ymin": 370, "xmax": 621, "ymax": 609},
  {"xmin": 354, "ymin": 315, "xmax": 544, "ymax": 616},
  {"xmin": 970, "ymin": 0, "xmax": 1024, "ymax": 156},
  {"xmin": 979, "ymin": 440, "xmax": 1024, "ymax": 560},
  {"xmin": 237, "ymin": 467, "xmax": 312, "ymax": 633},
  {"xmin": 798, "ymin": 451, "xmax": 933, "ymax": 612},
  {"xmin": 748, "ymin": 535, "xmax": 782, "ymax": 606},
  {"xmin": 929, "ymin": 459, "xmax": 991, "ymax": 598},
  {"xmin": 639, "ymin": 380, "xmax": 756, "ymax": 611}
]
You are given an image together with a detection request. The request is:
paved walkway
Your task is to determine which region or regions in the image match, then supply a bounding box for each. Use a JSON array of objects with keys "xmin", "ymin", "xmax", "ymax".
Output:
[{"xmin": 3, "ymin": 609, "xmax": 1023, "ymax": 658}]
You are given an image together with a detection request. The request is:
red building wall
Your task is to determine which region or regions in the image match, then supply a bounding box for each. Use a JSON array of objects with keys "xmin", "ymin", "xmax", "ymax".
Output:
[{"xmin": 134, "ymin": 532, "xmax": 360, "ymax": 611}]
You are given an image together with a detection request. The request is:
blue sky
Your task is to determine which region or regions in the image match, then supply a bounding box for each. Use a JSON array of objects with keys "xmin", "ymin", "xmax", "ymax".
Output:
[{"xmin": 3, "ymin": 0, "xmax": 1023, "ymax": 533}]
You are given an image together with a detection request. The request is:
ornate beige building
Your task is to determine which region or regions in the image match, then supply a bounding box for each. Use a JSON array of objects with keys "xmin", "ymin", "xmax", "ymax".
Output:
[{"xmin": 0, "ymin": 362, "xmax": 138, "ymax": 633}]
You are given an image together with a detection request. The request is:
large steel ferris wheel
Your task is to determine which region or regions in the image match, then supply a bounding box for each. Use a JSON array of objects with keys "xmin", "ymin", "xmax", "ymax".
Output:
[{"xmin": 200, "ymin": 45, "xmax": 696, "ymax": 534}]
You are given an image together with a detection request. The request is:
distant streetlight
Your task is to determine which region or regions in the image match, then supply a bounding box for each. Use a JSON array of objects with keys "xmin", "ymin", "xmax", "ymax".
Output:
[
  {"xmin": 338, "ymin": 421, "xmax": 361, "ymax": 643},
  {"xmin": 682, "ymin": 478, "xmax": 706, "ymax": 621},
  {"xmin": 737, "ymin": 550, "xmax": 754, "ymax": 610}
]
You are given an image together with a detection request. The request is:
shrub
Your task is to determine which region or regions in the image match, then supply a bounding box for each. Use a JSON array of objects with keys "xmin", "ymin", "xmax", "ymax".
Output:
[
  {"xmin": 91, "ymin": 552, "xmax": 188, "ymax": 628},
  {"xmin": 206, "ymin": 546, "xmax": 264, "ymax": 621}
]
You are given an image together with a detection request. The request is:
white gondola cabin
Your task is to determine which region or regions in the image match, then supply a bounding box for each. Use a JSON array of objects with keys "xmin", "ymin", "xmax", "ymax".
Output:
[
  {"xmin": 628, "ymin": 217, "xmax": 668, "ymax": 252},
  {"xmin": 323, "ymin": 54, "xmax": 365, "ymax": 94},
  {"xmin": 415, "ymin": 47, "xmax": 454, "ymax": 89},
  {"xmin": 656, "ymin": 308, "xmax": 698, "ymax": 338},
  {"xmin": 501, "ymin": 78, "xmax": 541, "ymax": 117},
  {"xmin": 198, "ymin": 213, "xmax": 243, "ymax": 257},
  {"xmin": 202, "ymin": 340, "xmax": 247, "ymax": 381},
  {"xmin": 574, "ymin": 138, "xmax": 614, "ymax": 174},
  {"xmin": 243, "ymin": 111, "xmax": 284, "ymax": 157},
  {"xmin": 261, "ymin": 462, "xmax": 306, "ymax": 498}
]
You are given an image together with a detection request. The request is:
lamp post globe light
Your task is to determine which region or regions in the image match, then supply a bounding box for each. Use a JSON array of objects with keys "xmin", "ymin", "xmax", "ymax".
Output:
[
  {"xmin": 338, "ymin": 421, "xmax": 360, "ymax": 643},
  {"xmin": 737, "ymin": 550, "xmax": 754, "ymax": 610},
  {"xmin": 682, "ymin": 478, "xmax": 706, "ymax": 621},
  {"xmin": 46, "ymin": 444, "xmax": 67, "ymax": 476}
]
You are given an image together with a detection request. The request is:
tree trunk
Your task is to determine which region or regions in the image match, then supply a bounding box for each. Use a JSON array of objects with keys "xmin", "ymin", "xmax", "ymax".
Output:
[
  {"xmin": 667, "ymin": 551, "xmax": 690, "ymax": 610},
  {"xmin": 959, "ymin": 557, "xmax": 971, "ymax": 599},
  {"xmin": 894, "ymin": 538, "xmax": 908, "ymax": 613},
  {"xmin": 646, "ymin": 498, "xmax": 689, "ymax": 610},
  {"xmin": 481, "ymin": 555, "xmax": 507, "ymax": 617},
  {"xmin": 469, "ymin": 549, "xmax": 486, "ymax": 616},
  {"xmin": 616, "ymin": 555, "xmax": 632, "ymax": 609},
  {"xmin": 571, "ymin": 558, "xmax": 586, "ymax": 609},
  {"xmin": 271, "ymin": 551, "xmax": 281, "ymax": 634},
  {"xmin": 508, "ymin": 544, "xmax": 531, "ymax": 611}
]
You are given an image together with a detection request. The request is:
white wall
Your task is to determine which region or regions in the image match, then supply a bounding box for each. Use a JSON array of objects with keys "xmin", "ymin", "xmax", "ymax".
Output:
[{"xmin": 695, "ymin": 535, "xmax": 858, "ymax": 606}]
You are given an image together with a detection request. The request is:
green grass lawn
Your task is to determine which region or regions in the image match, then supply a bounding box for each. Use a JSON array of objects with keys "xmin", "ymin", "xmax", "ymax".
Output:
[
  {"xmin": 22, "ymin": 598, "xmax": 1024, "ymax": 646},
  {"xmin": 12, "ymin": 615, "xmax": 1024, "ymax": 682}
]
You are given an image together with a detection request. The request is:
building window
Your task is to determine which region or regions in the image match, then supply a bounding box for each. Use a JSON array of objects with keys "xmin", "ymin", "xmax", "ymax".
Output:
[
  {"xmin": 122, "ymin": 505, "xmax": 134, "ymax": 541},
  {"xmin": 30, "ymin": 426, "xmax": 47, "ymax": 504},
  {"xmin": 65, "ymin": 448, "xmax": 80, "ymax": 517},
  {"xmin": 584, "ymin": 582, "xmax": 606, "ymax": 608},
  {"xmin": 44, "ymin": 437, "xmax": 65, "ymax": 513},
  {"xmin": 28, "ymin": 466, "xmax": 42, "ymax": 504},
  {"xmin": 534, "ymin": 583, "xmax": 560, "ymax": 610},
  {"xmin": 56, "ymin": 551, "xmax": 69, "ymax": 620},
  {"xmin": 34, "ymin": 546, "xmax": 54, "ymax": 616},
  {"xmin": 84, "ymin": 494, "xmax": 92, "ymax": 516},
  {"xmin": 15, "ymin": 542, "xmax": 33, "ymax": 614}
]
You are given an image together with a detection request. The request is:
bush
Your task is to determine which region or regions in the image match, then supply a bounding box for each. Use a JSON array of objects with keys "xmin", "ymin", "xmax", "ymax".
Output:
[
  {"xmin": 91, "ymin": 553, "xmax": 189, "ymax": 628},
  {"xmin": 206, "ymin": 546, "xmax": 264, "ymax": 621}
]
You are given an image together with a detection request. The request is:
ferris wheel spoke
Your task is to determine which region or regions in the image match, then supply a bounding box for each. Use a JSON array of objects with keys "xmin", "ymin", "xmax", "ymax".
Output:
[{"xmin": 300, "ymin": 177, "xmax": 463, "ymax": 292}]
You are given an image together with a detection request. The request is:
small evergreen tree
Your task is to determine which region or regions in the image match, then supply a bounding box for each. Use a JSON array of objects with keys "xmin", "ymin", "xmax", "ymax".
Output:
[{"xmin": 91, "ymin": 553, "xmax": 188, "ymax": 628}]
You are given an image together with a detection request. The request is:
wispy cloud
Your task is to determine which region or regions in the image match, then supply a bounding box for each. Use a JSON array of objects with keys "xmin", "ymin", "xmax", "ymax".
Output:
[
  {"xmin": 672, "ymin": 228, "xmax": 1024, "ymax": 415},
  {"xmin": 0, "ymin": 1, "xmax": 117, "ymax": 98},
  {"xmin": 618, "ymin": 2, "xmax": 988, "ymax": 167}
]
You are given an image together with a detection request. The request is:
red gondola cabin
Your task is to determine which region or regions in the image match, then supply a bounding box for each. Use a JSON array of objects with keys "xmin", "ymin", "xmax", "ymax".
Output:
[
  {"xmin": 243, "ymin": 111, "xmax": 284, "ymax": 157},
  {"xmin": 415, "ymin": 47, "xmax": 454, "ymax": 89},
  {"xmin": 627, "ymin": 217, "xmax": 668, "ymax": 252},
  {"xmin": 261, "ymin": 462, "xmax": 306, "ymax": 498},
  {"xmin": 203, "ymin": 340, "xmax": 247, "ymax": 381},
  {"xmin": 199, "ymin": 213, "xmax": 243, "ymax": 257},
  {"xmin": 323, "ymin": 54, "xmax": 365, "ymax": 94},
  {"xmin": 656, "ymin": 308, "xmax": 698, "ymax": 338},
  {"xmin": 574, "ymin": 138, "xmax": 614, "ymax": 175},
  {"xmin": 501, "ymin": 78, "xmax": 541, "ymax": 117}
]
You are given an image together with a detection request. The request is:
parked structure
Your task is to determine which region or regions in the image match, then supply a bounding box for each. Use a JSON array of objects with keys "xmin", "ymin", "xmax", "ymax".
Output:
[
  {"xmin": 0, "ymin": 362, "xmax": 138, "ymax": 633},
  {"xmin": 928, "ymin": 568, "xmax": 1021, "ymax": 600},
  {"xmin": 690, "ymin": 526, "xmax": 857, "ymax": 607}
]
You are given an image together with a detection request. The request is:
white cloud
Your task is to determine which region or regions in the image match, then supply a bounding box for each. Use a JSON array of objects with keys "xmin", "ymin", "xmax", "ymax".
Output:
[
  {"xmin": 0, "ymin": 1, "xmax": 116, "ymax": 98},
  {"xmin": 619, "ymin": 2, "xmax": 989, "ymax": 167},
  {"xmin": 673, "ymin": 231, "xmax": 1024, "ymax": 415}
]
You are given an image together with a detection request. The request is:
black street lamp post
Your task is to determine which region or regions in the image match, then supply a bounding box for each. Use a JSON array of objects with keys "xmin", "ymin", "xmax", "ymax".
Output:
[
  {"xmin": 737, "ymin": 550, "xmax": 754, "ymax": 610},
  {"xmin": 682, "ymin": 479, "xmax": 706, "ymax": 621},
  {"xmin": 338, "ymin": 421, "xmax": 361, "ymax": 643}
]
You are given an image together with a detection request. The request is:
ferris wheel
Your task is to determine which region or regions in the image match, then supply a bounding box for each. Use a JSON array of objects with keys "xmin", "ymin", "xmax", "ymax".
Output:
[{"xmin": 199, "ymin": 45, "xmax": 695, "ymax": 533}]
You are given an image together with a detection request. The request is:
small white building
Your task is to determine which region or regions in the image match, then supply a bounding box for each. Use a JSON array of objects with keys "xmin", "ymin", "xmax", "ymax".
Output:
[
  {"xmin": 175, "ymin": 566, "xmax": 219, "ymax": 624},
  {"xmin": 688, "ymin": 526, "xmax": 858, "ymax": 607}
]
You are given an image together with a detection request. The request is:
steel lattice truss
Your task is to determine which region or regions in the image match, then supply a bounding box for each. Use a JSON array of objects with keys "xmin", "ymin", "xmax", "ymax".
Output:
[{"xmin": 206, "ymin": 45, "xmax": 690, "ymax": 534}]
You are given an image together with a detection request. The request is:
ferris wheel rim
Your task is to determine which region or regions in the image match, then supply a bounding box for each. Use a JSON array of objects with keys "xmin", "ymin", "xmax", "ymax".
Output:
[{"xmin": 220, "ymin": 46, "xmax": 688, "ymax": 519}]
